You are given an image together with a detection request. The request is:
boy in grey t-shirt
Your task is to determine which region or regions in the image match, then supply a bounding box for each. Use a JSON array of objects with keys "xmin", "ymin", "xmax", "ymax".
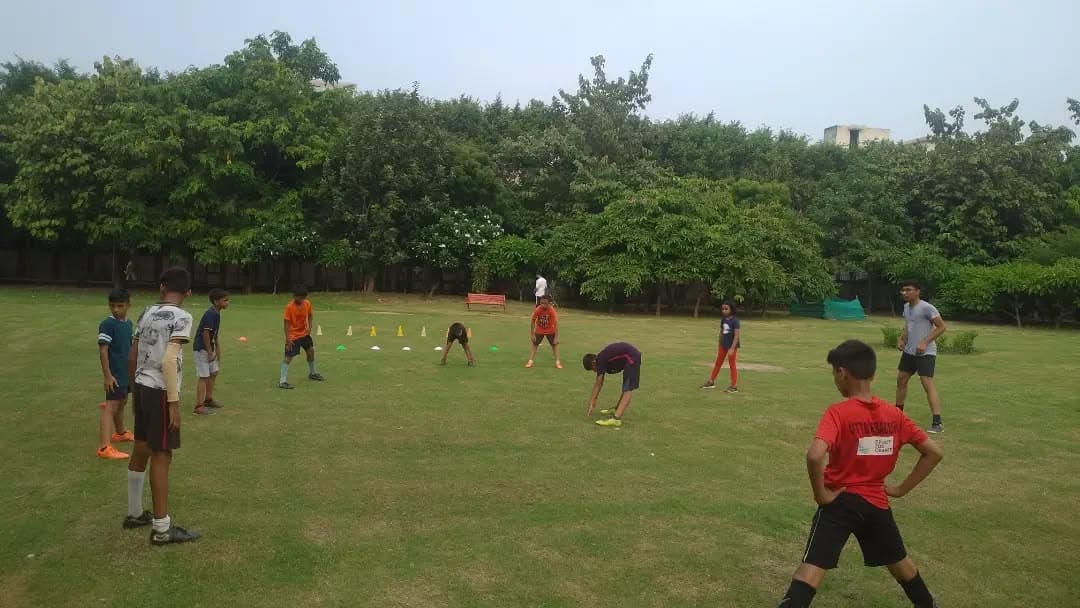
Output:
[{"xmin": 896, "ymin": 280, "xmax": 948, "ymax": 433}]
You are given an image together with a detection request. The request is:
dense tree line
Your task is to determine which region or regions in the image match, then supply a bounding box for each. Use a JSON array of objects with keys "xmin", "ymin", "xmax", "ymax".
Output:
[{"xmin": 1, "ymin": 33, "xmax": 1078, "ymax": 324}]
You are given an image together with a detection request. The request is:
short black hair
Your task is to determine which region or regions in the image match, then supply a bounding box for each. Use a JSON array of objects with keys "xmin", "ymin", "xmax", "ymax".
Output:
[
  {"xmin": 826, "ymin": 339, "xmax": 877, "ymax": 380},
  {"xmin": 159, "ymin": 267, "xmax": 191, "ymax": 294},
  {"xmin": 901, "ymin": 279, "xmax": 921, "ymax": 291},
  {"xmin": 208, "ymin": 288, "xmax": 229, "ymax": 304},
  {"xmin": 540, "ymin": 294, "xmax": 552, "ymax": 302},
  {"xmin": 448, "ymin": 322, "xmax": 466, "ymax": 338},
  {"xmin": 722, "ymin": 300, "xmax": 737, "ymax": 314},
  {"xmin": 582, "ymin": 353, "xmax": 597, "ymax": 371},
  {"xmin": 108, "ymin": 288, "xmax": 130, "ymax": 303},
  {"xmin": 292, "ymin": 285, "xmax": 309, "ymax": 297}
]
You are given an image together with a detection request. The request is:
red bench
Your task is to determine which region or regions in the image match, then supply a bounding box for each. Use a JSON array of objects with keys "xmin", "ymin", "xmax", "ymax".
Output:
[{"xmin": 465, "ymin": 293, "xmax": 506, "ymax": 311}]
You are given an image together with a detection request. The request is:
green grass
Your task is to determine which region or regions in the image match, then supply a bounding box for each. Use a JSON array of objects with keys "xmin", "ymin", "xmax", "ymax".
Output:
[{"xmin": 1, "ymin": 286, "xmax": 1078, "ymax": 607}]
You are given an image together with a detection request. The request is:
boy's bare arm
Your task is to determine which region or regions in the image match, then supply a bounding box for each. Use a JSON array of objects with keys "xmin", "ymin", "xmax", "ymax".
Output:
[
  {"xmin": 886, "ymin": 439, "xmax": 943, "ymax": 498},
  {"xmin": 807, "ymin": 438, "xmax": 845, "ymax": 505},
  {"xmin": 128, "ymin": 337, "xmax": 139, "ymax": 386},
  {"xmin": 99, "ymin": 343, "xmax": 117, "ymax": 390},
  {"xmin": 586, "ymin": 375, "xmax": 604, "ymax": 416}
]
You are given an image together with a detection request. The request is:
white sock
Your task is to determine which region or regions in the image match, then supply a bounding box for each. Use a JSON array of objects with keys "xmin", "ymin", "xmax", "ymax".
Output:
[
  {"xmin": 280, "ymin": 363, "xmax": 289, "ymax": 383},
  {"xmin": 152, "ymin": 515, "xmax": 171, "ymax": 533},
  {"xmin": 127, "ymin": 470, "xmax": 145, "ymax": 517},
  {"xmin": 308, "ymin": 360, "xmax": 317, "ymax": 374}
]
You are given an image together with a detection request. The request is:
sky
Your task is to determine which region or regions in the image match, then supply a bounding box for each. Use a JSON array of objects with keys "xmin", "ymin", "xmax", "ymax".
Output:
[{"xmin": 3, "ymin": 0, "xmax": 1078, "ymax": 141}]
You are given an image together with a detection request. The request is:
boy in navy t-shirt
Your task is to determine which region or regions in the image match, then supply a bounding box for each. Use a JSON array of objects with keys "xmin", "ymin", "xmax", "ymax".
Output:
[
  {"xmin": 583, "ymin": 342, "xmax": 642, "ymax": 428},
  {"xmin": 193, "ymin": 289, "xmax": 230, "ymax": 415}
]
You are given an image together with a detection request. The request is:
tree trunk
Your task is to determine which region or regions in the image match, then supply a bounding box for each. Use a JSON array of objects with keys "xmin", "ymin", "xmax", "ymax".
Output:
[
  {"xmin": 866, "ymin": 271, "xmax": 874, "ymax": 313},
  {"xmin": 1013, "ymin": 297, "xmax": 1022, "ymax": 329},
  {"xmin": 655, "ymin": 288, "xmax": 662, "ymax": 316},
  {"xmin": 17, "ymin": 237, "xmax": 29, "ymax": 279},
  {"xmin": 426, "ymin": 268, "xmax": 441, "ymax": 298},
  {"xmin": 84, "ymin": 248, "xmax": 95, "ymax": 284},
  {"xmin": 363, "ymin": 272, "xmax": 376, "ymax": 294},
  {"xmin": 153, "ymin": 255, "xmax": 164, "ymax": 284},
  {"xmin": 693, "ymin": 290, "xmax": 703, "ymax": 319},
  {"xmin": 111, "ymin": 246, "xmax": 120, "ymax": 288}
]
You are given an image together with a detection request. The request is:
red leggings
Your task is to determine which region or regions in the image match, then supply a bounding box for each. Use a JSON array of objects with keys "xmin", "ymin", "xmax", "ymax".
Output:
[{"xmin": 709, "ymin": 347, "xmax": 738, "ymax": 386}]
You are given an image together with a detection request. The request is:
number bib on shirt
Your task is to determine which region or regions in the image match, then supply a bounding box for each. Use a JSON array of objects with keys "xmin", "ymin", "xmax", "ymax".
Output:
[{"xmin": 857, "ymin": 436, "xmax": 895, "ymax": 456}]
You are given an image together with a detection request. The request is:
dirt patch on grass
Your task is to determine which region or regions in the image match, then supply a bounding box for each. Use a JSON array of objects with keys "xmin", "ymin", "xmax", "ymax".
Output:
[
  {"xmin": 701, "ymin": 361, "xmax": 787, "ymax": 373},
  {"xmin": 0, "ymin": 572, "xmax": 30, "ymax": 608}
]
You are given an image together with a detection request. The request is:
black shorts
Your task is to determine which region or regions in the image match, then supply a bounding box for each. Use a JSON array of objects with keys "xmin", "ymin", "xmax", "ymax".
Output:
[
  {"xmin": 133, "ymin": 384, "xmax": 180, "ymax": 452},
  {"xmin": 898, "ymin": 353, "xmax": 936, "ymax": 377},
  {"xmin": 105, "ymin": 386, "xmax": 129, "ymax": 402},
  {"xmin": 285, "ymin": 335, "xmax": 315, "ymax": 357},
  {"xmin": 447, "ymin": 323, "xmax": 468, "ymax": 345},
  {"xmin": 532, "ymin": 333, "xmax": 557, "ymax": 346},
  {"xmin": 802, "ymin": 493, "xmax": 907, "ymax": 569}
]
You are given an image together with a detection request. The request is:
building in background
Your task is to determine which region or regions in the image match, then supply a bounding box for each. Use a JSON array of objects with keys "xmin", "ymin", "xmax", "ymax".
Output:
[
  {"xmin": 311, "ymin": 78, "xmax": 356, "ymax": 93},
  {"xmin": 823, "ymin": 124, "xmax": 891, "ymax": 148}
]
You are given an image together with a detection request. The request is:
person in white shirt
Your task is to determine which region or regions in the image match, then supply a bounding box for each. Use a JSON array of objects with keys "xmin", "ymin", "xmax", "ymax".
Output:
[{"xmin": 534, "ymin": 274, "xmax": 548, "ymax": 306}]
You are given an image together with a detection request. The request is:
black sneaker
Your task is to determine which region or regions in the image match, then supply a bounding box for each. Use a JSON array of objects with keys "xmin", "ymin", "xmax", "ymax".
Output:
[
  {"xmin": 205, "ymin": 399, "xmax": 224, "ymax": 409},
  {"xmin": 150, "ymin": 525, "xmax": 201, "ymax": 546},
  {"xmin": 122, "ymin": 510, "xmax": 153, "ymax": 529},
  {"xmin": 467, "ymin": 361, "xmax": 475, "ymax": 367},
  {"xmin": 308, "ymin": 373, "xmax": 325, "ymax": 381},
  {"xmin": 701, "ymin": 381, "xmax": 716, "ymax": 389},
  {"xmin": 725, "ymin": 386, "xmax": 739, "ymax": 394},
  {"xmin": 279, "ymin": 382, "xmax": 295, "ymax": 389},
  {"xmin": 928, "ymin": 422, "xmax": 944, "ymax": 434}
]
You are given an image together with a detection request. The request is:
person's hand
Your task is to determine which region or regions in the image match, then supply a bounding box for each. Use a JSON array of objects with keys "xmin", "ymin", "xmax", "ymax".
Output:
[
  {"xmin": 885, "ymin": 485, "xmax": 907, "ymax": 498},
  {"xmin": 104, "ymin": 375, "xmax": 119, "ymax": 392},
  {"xmin": 814, "ymin": 486, "xmax": 846, "ymax": 506},
  {"xmin": 916, "ymin": 341, "xmax": 928, "ymax": 354},
  {"xmin": 207, "ymin": 350, "xmax": 216, "ymax": 362},
  {"xmin": 168, "ymin": 402, "xmax": 181, "ymax": 431},
  {"xmin": 586, "ymin": 400, "xmax": 597, "ymax": 417},
  {"xmin": 285, "ymin": 340, "xmax": 294, "ymax": 351},
  {"xmin": 896, "ymin": 339, "xmax": 904, "ymax": 351}
]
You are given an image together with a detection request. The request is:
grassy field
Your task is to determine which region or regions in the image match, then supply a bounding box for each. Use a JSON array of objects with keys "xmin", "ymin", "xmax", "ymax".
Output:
[{"xmin": 0, "ymin": 286, "xmax": 1078, "ymax": 607}]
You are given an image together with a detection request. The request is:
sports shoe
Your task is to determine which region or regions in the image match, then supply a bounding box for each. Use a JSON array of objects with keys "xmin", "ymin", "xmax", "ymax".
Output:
[
  {"xmin": 701, "ymin": 381, "xmax": 716, "ymax": 389},
  {"xmin": 279, "ymin": 382, "xmax": 295, "ymax": 389},
  {"xmin": 524, "ymin": 360, "xmax": 534, "ymax": 368},
  {"xmin": 928, "ymin": 422, "xmax": 944, "ymax": 434},
  {"xmin": 598, "ymin": 407, "xmax": 618, "ymax": 416},
  {"xmin": 205, "ymin": 399, "xmax": 224, "ymax": 409},
  {"xmin": 111, "ymin": 431, "xmax": 135, "ymax": 443},
  {"xmin": 308, "ymin": 373, "xmax": 326, "ymax": 381},
  {"xmin": 193, "ymin": 405, "xmax": 216, "ymax": 416},
  {"xmin": 725, "ymin": 386, "xmax": 739, "ymax": 394},
  {"xmin": 467, "ymin": 360, "xmax": 475, "ymax": 367},
  {"xmin": 150, "ymin": 525, "xmax": 201, "ymax": 546},
  {"xmin": 555, "ymin": 361, "xmax": 563, "ymax": 369},
  {"xmin": 123, "ymin": 510, "xmax": 153, "ymax": 529},
  {"xmin": 97, "ymin": 445, "xmax": 129, "ymax": 460},
  {"xmin": 595, "ymin": 418, "xmax": 623, "ymax": 428}
]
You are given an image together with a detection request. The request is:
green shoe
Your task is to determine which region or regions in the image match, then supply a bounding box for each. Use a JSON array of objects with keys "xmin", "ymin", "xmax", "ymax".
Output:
[
  {"xmin": 598, "ymin": 408, "xmax": 617, "ymax": 416},
  {"xmin": 595, "ymin": 418, "xmax": 622, "ymax": 428}
]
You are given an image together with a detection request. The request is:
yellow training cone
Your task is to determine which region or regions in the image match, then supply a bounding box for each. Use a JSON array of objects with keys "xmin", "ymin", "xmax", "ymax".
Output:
[
  {"xmin": 346, "ymin": 325, "xmax": 353, "ymax": 336},
  {"xmin": 467, "ymin": 327, "xmax": 473, "ymax": 339},
  {"xmin": 369, "ymin": 326, "xmax": 377, "ymax": 337},
  {"xmin": 317, "ymin": 325, "xmax": 323, "ymax": 336},
  {"xmin": 396, "ymin": 324, "xmax": 404, "ymax": 337},
  {"xmin": 420, "ymin": 326, "xmax": 427, "ymax": 337}
]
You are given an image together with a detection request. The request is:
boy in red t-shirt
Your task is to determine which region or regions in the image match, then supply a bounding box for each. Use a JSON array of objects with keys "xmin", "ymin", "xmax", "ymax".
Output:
[
  {"xmin": 778, "ymin": 339, "xmax": 943, "ymax": 608},
  {"xmin": 525, "ymin": 295, "xmax": 561, "ymax": 369}
]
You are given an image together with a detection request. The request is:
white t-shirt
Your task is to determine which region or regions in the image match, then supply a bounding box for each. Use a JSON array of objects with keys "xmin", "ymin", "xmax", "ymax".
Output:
[
  {"xmin": 535, "ymin": 276, "xmax": 548, "ymax": 297},
  {"xmin": 134, "ymin": 303, "xmax": 193, "ymax": 390}
]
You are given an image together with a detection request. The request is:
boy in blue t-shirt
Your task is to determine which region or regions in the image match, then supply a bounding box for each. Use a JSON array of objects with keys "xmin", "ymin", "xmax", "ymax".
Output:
[
  {"xmin": 96, "ymin": 288, "xmax": 134, "ymax": 460},
  {"xmin": 194, "ymin": 289, "xmax": 230, "ymax": 416}
]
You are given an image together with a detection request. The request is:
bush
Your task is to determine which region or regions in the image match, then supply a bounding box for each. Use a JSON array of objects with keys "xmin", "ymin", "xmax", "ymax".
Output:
[
  {"xmin": 881, "ymin": 326, "xmax": 977, "ymax": 354},
  {"xmin": 939, "ymin": 330, "xmax": 978, "ymax": 354},
  {"xmin": 880, "ymin": 326, "xmax": 901, "ymax": 349}
]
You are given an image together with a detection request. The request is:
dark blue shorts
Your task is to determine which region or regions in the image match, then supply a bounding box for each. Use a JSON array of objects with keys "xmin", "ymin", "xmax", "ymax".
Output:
[
  {"xmin": 286, "ymin": 335, "xmax": 314, "ymax": 357},
  {"xmin": 105, "ymin": 386, "xmax": 129, "ymax": 402}
]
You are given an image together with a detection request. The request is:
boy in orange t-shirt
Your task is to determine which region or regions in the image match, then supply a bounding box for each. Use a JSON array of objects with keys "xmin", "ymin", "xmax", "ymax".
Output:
[
  {"xmin": 525, "ymin": 295, "xmax": 561, "ymax": 369},
  {"xmin": 279, "ymin": 286, "xmax": 325, "ymax": 389}
]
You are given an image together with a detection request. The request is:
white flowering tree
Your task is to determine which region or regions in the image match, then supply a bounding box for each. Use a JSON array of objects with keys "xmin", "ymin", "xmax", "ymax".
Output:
[{"xmin": 412, "ymin": 207, "xmax": 503, "ymax": 296}]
